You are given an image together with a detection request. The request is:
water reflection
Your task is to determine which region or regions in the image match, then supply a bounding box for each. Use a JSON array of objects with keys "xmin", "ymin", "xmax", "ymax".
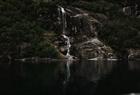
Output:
[
  {"xmin": 95, "ymin": 60, "xmax": 140, "ymax": 95},
  {"xmin": 0, "ymin": 60, "xmax": 139, "ymax": 95},
  {"xmin": 70, "ymin": 60, "xmax": 116, "ymax": 82},
  {"xmin": 129, "ymin": 60, "xmax": 140, "ymax": 71}
]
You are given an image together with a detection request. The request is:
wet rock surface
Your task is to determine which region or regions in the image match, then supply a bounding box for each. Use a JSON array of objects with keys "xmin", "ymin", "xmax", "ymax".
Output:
[
  {"xmin": 43, "ymin": 4, "xmax": 139, "ymax": 59},
  {"xmin": 74, "ymin": 38, "xmax": 115, "ymax": 59},
  {"xmin": 128, "ymin": 49, "xmax": 140, "ymax": 59},
  {"xmin": 51, "ymin": 6, "xmax": 116, "ymax": 59}
]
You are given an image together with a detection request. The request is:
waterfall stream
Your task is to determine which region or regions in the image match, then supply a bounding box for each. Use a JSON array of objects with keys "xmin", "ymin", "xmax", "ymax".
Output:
[{"xmin": 59, "ymin": 6, "xmax": 73, "ymax": 84}]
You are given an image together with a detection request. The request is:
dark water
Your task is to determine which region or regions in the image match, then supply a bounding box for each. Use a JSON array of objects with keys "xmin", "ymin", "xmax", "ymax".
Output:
[{"xmin": 0, "ymin": 60, "xmax": 140, "ymax": 95}]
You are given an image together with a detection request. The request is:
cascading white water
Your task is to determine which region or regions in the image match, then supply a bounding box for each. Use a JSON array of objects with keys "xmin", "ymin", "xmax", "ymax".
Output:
[
  {"xmin": 62, "ymin": 35, "xmax": 71, "ymax": 57},
  {"xmin": 62, "ymin": 34, "xmax": 72, "ymax": 84},
  {"xmin": 58, "ymin": 6, "xmax": 73, "ymax": 84}
]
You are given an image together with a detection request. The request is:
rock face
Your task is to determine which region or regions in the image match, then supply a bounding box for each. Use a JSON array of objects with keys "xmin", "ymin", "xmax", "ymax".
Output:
[
  {"xmin": 52, "ymin": 6, "xmax": 116, "ymax": 59},
  {"xmin": 75, "ymin": 38, "xmax": 114, "ymax": 59},
  {"xmin": 57, "ymin": 7, "xmax": 116, "ymax": 59},
  {"xmin": 37, "ymin": 1, "xmax": 140, "ymax": 59},
  {"xmin": 128, "ymin": 49, "xmax": 140, "ymax": 59}
]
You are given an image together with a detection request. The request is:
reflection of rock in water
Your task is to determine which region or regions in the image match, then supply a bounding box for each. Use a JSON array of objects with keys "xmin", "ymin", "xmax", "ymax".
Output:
[
  {"xmin": 66, "ymin": 75, "xmax": 96, "ymax": 95},
  {"xmin": 123, "ymin": 93, "xmax": 140, "ymax": 95},
  {"xmin": 95, "ymin": 61, "xmax": 140, "ymax": 95},
  {"xmin": 71, "ymin": 60, "xmax": 116, "ymax": 82},
  {"xmin": 128, "ymin": 61, "xmax": 140, "ymax": 70},
  {"xmin": 63, "ymin": 60, "xmax": 117, "ymax": 95}
]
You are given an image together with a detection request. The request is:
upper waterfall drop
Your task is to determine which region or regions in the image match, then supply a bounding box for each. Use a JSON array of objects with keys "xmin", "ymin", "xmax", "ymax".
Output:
[
  {"xmin": 60, "ymin": 7, "xmax": 65, "ymax": 14},
  {"xmin": 59, "ymin": 7, "xmax": 67, "ymax": 34}
]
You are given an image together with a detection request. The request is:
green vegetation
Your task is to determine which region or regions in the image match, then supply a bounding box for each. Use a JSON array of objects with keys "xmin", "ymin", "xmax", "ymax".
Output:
[{"xmin": 0, "ymin": 0, "xmax": 60, "ymax": 59}]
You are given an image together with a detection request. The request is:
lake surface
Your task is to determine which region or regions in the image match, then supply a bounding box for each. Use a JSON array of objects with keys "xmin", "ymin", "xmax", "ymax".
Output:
[{"xmin": 0, "ymin": 60, "xmax": 140, "ymax": 95}]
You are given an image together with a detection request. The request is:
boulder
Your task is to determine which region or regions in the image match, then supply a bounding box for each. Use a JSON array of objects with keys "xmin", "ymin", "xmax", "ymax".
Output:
[{"xmin": 74, "ymin": 38, "xmax": 115, "ymax": 59}]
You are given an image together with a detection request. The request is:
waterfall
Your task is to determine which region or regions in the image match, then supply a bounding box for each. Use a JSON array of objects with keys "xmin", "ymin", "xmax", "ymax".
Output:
[
  {"xmin": 62, "ymin": 35, "xmax": 71, "ymax": 57},
  {"xmin": 59, "ymin": 6, "xmax": 73, "ymax": 59},
  {"xmin": 58, "ymin": 6, "xmax": 73, "ymax": 84}
]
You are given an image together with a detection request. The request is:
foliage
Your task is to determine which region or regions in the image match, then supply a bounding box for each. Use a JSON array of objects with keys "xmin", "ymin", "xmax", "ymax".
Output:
[
  {"xmin": 98, "ymin": 18, "xmax": 140, "ymax": 50},
  {"xmin": 29, "ymin": 41, "xmax": 60, "ymax": 58},
  {"xmin": 0, "ymin": 0, "xmax": 60, "ymax": 59}
]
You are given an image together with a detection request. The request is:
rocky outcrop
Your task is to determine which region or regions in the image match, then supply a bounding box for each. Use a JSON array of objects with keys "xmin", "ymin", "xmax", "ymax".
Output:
[
  {"xmin": 128, "ymin": 49, "xmax": 140, "ymax": 59},
  {"xmin": 70, "ymin": 60, "xmax": 115, "ymax": 82},
  {"xmin": 53, "ymin": 7, "xmax": 116, "ymax": 59},
  {"xmin": 74, "ymin": 38, "xmax": 114, "ymax": 59}
]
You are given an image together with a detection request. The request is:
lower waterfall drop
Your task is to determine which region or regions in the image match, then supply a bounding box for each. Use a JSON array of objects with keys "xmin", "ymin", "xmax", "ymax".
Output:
[{"xmin": 63, "ymin": 34, "xmax": 73, "ymax": 84}]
